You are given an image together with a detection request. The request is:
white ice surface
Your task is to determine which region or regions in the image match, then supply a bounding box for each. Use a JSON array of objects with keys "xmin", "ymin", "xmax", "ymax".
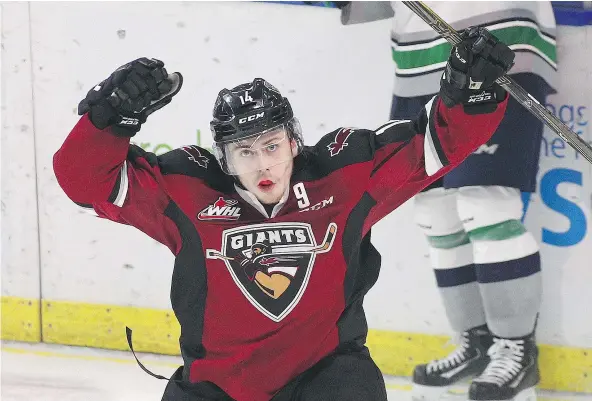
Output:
[{"xmin": 1, "ymin": 341, "xmax": 590, "ymax": 401}]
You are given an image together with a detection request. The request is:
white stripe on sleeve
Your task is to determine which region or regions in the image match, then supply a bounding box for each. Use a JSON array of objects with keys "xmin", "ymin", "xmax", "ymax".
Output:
[
  {"xmin": 113, "ymin": 161, "xmax": 129, "ymax": 207},
  {"xmin": 423, "ymin": 96, "xmax": 446, "ymax": 176}
]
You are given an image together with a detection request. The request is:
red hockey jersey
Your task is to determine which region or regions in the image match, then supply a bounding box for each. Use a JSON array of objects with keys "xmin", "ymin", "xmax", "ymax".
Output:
[{"xmin": 53, "ymin": 95, "xmax": 507, "ymax": 401}]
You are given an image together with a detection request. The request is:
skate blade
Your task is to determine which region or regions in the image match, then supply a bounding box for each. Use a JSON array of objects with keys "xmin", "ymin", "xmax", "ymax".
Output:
[{"xmin": 467, "ymin": 387, "xmax": 537, "ymax": 401}]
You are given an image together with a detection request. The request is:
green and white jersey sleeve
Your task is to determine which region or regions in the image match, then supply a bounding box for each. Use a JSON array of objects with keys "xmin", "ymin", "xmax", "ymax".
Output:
[{"xmin": 341, "ymin": 1, "xmax": 557, "ymax": 97}]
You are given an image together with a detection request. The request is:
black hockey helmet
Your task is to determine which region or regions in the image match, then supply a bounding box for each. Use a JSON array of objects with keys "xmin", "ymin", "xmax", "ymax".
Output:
[{"xmin": 210, "ymin": 78, "xmax": 304, "ymax": 175}]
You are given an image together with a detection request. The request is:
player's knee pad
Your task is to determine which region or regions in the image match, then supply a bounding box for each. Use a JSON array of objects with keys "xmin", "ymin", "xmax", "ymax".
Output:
[
  {"xmin": 414, "ymin": 187, "xmax": 463, "ymax": 237},
  {"xmin": 415, "ymin": 188, "xmax": 473, "ymax": 272},
  {"xmin": 457, "ymin": 186, "xmax": 539, "ymax": 264},
  {"xmin": 456, "ymin": 186, "xmax": 524, "ymax": 233}
]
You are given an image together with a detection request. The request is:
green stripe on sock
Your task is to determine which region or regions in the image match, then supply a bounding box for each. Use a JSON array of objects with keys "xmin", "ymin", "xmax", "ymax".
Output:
[
  {"xmin": 427, "ymin": 230, "xmax": 470, "ymax": 249},
  {"xmin": 468, "ymin": 220, "xmax": 527, "ymax": 241}
]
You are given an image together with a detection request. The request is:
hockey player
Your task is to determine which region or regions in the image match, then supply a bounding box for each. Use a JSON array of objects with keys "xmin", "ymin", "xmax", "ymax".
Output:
[
  {"xmin": 53, "ymin": 27, "xmax": 513, "ymax": 401},
  {"xmin": 338, "ymin": 2, "xmax": 557, "ymax": 401}
]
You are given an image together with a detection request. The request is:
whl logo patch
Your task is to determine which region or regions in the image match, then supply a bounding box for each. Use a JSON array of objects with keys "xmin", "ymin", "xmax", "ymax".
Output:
[
  {"xmin": 206, "ymin": 222, "xmax": 337, "ymax": 321},
  {"xmin": 327, "ymin": 128, "xmax": 354, "ymax": 157},
  {"xmin": 198, "ymin": 197, "xmax": 241, "ymax": 221}
]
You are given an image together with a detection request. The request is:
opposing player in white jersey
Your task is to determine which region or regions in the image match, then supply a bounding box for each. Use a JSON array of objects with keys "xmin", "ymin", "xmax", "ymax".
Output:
[{"xmin": 338, "ymin": 2, "xmax": 558, "ymax": 401}]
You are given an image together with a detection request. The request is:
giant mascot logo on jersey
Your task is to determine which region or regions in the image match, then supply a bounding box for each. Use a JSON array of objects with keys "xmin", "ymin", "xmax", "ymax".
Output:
[{"xmin": 206, "ymin": 223, "xmax": 337, "ymax": 321}]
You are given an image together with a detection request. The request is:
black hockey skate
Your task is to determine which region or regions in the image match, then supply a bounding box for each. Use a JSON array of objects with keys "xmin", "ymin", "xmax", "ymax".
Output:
[
  {"xmin": 469, "ymin": 334, "xmax": 539, "ymax": 401},
  {"xmin": 412, "ymin": 324, "xmax": 493, "ymax": 401}
]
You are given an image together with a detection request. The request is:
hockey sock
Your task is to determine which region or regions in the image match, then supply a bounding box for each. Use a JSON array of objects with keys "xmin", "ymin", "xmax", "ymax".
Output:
[
  {"xmin": 468, "ymin": 219, "xmax": 542, "ymax": 338},
  {"xmin": 427, "ymin": 229, "xmax": 487, "ymax": 332}
]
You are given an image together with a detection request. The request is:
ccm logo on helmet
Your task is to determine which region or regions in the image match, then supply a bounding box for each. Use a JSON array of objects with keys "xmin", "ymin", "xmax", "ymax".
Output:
[{"xmin": 239, "ymin": 112, "xmax": 265, "ymax": 124}]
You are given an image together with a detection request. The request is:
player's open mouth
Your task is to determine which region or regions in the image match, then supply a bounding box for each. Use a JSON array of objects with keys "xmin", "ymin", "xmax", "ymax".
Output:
[{"xmin": 258, "ymin": 180, "xmax": 275, "ymax": 191}]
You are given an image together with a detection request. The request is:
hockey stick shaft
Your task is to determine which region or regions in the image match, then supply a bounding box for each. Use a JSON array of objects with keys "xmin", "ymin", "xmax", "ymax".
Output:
[
  {"xmin": 206, "ymin": 249, "xmax": 235, "ymax": 261},
  {"xmin": 402, "ymin": 1, "xmax": 592, "ymax": 165}
]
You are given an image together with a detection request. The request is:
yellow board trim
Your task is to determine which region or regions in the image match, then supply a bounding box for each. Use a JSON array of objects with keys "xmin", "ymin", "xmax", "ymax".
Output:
[
  {"xmin": 42, "ymin": 299, "xmax": 181, "ymax": 355},
  {"xmin": 1, "ymin": 296, "xmax": 41, "ymax": 342},
  {"xmin": 2, "ymin": 296, "xmax": 591, "ymax": 393}
]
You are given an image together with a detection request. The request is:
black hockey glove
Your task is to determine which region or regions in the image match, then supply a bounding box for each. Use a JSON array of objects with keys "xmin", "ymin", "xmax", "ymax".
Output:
[
  {"xmin": 439, "ymin": 27, "xmax": 515, "ymax": 115},
  {"xmin": 78, "ymin": 58, "xmax": 183, "ymax": 137}
]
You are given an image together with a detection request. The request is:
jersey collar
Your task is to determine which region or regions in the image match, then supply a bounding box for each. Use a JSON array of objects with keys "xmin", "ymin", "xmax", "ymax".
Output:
[{"xmin": 234, "ymin": 184, "xmax": 290, "ymax": 219}]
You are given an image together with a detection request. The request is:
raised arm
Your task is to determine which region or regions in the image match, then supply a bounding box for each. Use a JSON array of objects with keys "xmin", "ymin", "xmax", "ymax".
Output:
[
  {"xmin": 367, "ymin": 27, "xmax": 514, "ymax": 224},
  {"xmin": 312, "ymin": 27, "xmax": 514, "ymax": 229},
  {"xmin": 53, "ymin": 58, "xmax": 185, "ymax": 251}
]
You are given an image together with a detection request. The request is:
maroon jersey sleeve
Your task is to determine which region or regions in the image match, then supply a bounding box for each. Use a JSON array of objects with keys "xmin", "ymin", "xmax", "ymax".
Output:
[
  {"xmin": 365, "ymin": 94, "xmax": 508, "ymax": 226},
  {"xmin": 53, "ymin": 114, "xmax": 183, "ymax": 254}
]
